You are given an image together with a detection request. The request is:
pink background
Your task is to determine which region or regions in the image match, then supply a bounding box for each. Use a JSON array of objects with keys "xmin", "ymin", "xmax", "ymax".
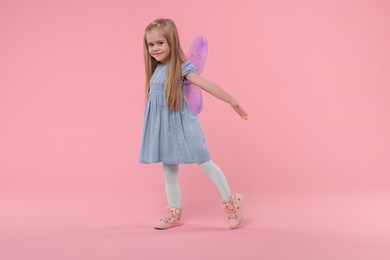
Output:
[{"xmin": 1, "ymin": 0, "xmax": 390, "ymax": 259}]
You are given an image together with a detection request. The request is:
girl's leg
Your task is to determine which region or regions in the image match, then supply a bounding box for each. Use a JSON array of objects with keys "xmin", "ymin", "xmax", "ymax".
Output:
[
  {"xmin": 199, "ymin": 160, "xmax": 244, "ymax": 229},
  {"xmin": 163, "ymin": 163, "xmax": 181, "ymax": 208},
  {"xmin": 198, "ymin": 160, "xmax": 231, "ymax": 201},
  {"xmin": 154, "ymin": 163, "xmax": 182, "ymax": 229}
]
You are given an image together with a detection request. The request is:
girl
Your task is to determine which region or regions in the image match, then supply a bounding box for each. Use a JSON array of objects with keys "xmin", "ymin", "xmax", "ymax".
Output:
[{"xmin": 139, "ymin": 18, "xmax": 248, "ymax": 229}]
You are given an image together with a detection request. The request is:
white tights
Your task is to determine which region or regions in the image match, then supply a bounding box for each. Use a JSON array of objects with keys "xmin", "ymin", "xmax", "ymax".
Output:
[{"xmin": 163, "ymin": 160, "xmax": 231, "ymax": 208}]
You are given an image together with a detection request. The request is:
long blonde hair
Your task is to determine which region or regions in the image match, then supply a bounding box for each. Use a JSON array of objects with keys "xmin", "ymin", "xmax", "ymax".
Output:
[{"xmin": 143, "ymin": 18, "xmax": 186, "ymax": 112}]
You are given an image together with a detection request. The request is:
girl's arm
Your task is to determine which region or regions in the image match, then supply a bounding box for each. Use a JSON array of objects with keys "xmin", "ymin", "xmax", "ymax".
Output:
[{"xmin": 185, "ymin": 73, "xmax": 248, "ymax": 120}]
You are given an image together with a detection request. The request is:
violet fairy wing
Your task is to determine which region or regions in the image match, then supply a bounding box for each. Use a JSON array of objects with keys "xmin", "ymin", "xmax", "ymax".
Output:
[{"xmin": 184, "ymin": 35, "xmax": 208, "ymax": 115}]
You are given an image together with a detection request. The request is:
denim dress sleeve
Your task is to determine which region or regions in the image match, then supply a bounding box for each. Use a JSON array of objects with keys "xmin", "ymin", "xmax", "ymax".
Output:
[{"xmin": 182, "ymin": 61, "xmax": 197, "ymax": 76}]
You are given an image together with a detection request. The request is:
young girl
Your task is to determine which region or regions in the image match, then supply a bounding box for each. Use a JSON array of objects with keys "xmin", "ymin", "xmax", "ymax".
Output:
[{"xmin": 139, "ymin": 18, "xmax": 248, "ymax": 230}]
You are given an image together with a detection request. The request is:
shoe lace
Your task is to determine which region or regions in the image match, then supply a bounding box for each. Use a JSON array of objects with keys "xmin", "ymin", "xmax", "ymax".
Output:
[
  {"xmin": 222, "ymin": 201, "xmax": 236, "ymax": 219},
  {"xmin": 161, "ymin": 207, "xmax": 180, "ymax": 222}
]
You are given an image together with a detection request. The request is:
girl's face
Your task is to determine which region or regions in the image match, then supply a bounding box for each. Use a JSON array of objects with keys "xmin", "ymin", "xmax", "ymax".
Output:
[{"xmin": 146, "ymin": 29, "xmax": 171, "ymax": 64}]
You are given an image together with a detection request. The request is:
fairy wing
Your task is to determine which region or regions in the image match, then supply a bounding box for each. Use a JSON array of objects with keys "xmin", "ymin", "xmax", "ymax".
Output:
[{"xmin": 184, "ymin": 35, "xmax": 208, "ymax": 115}]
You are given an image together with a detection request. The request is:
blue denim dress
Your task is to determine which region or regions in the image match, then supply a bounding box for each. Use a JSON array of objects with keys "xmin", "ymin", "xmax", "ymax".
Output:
[{"xmin": 139, "ymin": 61, "xmax": 210, "ymax": 164}]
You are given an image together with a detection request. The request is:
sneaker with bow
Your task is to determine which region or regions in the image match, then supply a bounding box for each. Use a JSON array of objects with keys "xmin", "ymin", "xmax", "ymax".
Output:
[
  {"xmin": 153, "ymin": 207, "xmax": 183, "ymax": 229},
  {"xmin": 221, "ymin": 193, "xmax": 244, "ymax": 229}
]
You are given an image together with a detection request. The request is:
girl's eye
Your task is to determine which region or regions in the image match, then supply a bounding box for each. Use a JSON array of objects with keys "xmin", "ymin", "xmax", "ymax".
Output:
[
  {"xmin": 148, "ymin": 43, "xmax": 153, "ymax": 47},
  {"xmin": 158, "ymin": 42, "xmax": 164, "ymax": 45}
]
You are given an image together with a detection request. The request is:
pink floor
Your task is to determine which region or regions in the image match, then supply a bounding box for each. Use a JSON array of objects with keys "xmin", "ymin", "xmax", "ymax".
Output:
[{"xmin": 1, "ymin": 190, "xmax": 389, "ymax": 260}]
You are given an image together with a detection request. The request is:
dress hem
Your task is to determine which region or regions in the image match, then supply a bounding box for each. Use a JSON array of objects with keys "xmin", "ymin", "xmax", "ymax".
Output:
[{"xmin": 139, "ymin": 156, "xmax": 210, "ymax": 165}]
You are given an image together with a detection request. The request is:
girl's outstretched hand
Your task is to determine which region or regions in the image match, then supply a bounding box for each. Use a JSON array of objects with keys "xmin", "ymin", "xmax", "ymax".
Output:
[{"xmin": 231, "ymin": 100, "xmax": 249, "ymax": 120}]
